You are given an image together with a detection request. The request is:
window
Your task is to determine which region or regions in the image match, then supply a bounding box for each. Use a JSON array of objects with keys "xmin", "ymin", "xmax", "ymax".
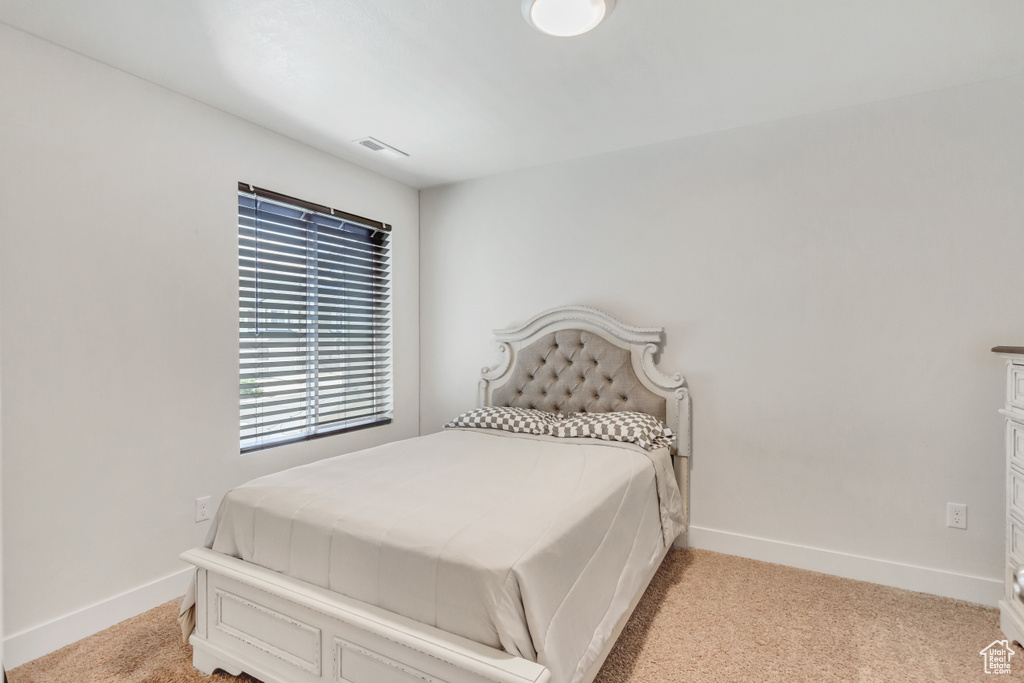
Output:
[{"xmin": 238, "ymin": 183, "xmax": 392, "ymax": 453}]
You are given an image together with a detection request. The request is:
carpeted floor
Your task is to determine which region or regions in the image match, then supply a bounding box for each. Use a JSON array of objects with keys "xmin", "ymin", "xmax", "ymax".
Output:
[{"xmin": 9, "ymin": 549, "xmax": 1023, "ymax": 682}]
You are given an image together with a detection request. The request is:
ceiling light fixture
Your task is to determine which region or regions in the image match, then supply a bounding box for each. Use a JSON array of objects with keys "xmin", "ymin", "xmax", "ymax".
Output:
[{"xmin": 522, "ymin": 0, "xmax": 615, "ymax": 37}]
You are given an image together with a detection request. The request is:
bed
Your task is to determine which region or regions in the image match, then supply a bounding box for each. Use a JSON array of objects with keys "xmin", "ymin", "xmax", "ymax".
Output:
[{"xmin": 180, "ymin": 305, "xmax": 691, "ymax": 683}]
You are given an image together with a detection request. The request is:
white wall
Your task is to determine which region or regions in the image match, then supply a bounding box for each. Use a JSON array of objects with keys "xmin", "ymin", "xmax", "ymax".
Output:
[
  {"xmin": 1, "ymin": 180, "xmax": 4, "ymax": 670},
  {"xmin": 421, "ymin": 75, "xmax": 1024, "ymax": 598},
  {"xmin": 0, "ymin": 24, "xmax": 419, "ymax": 658}
]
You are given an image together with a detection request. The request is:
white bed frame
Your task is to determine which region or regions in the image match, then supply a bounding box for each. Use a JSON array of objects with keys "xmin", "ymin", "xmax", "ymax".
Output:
[{"xmin": 181, "ymin": 306, "xmax": 690, "ymax": 683}]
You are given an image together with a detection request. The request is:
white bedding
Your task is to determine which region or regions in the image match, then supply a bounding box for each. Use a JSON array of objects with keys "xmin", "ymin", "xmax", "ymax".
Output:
[{"xmin": 184, "ymin": 428, "xmax": 684, "ymax": 683}]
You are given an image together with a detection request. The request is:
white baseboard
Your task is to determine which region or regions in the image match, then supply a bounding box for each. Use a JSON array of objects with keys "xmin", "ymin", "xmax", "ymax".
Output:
[
  {"xmin": 1, "ymin": 532, "xmax": 1002, "ymax": 669},
  {"xmin": 3, "ymin": 567, "xmax": 194, "ymax": 669},
  {"xmin": 689, "ymin": 525, "xmax": 1003, "ymax": 607}
]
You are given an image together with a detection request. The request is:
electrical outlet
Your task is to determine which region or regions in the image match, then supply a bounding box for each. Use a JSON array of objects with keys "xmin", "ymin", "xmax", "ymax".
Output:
[
  {"xmin": 947, "ymin": 503, "xmax": 967, "ymax": 530},
  {"xmin": 195, "ymin": 496, "xmax": 211, "ymax": 523}
]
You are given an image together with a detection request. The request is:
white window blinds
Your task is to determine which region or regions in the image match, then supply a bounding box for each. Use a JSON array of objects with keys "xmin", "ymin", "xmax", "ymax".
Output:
[{"xmin": 239, "ymin": 183, "xmax": 392, "ymax": 453}]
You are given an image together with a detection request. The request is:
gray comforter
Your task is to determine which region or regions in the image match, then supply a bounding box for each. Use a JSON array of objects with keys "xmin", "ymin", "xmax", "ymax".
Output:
[{"xmin": 182, "ymin": 428, "xmax": 684, "ymax": 683}]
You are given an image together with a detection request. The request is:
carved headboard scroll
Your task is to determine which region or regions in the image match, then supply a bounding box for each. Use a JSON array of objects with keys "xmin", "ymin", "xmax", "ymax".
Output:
[{"xmin": 479, "ymin": 306, "xmax": 690, "ymax": 460}]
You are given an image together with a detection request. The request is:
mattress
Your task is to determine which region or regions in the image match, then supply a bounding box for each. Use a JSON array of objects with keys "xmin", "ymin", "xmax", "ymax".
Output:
[{"xmin": 185, "ymin": 428, "xmax": 684, "ymax": 683}]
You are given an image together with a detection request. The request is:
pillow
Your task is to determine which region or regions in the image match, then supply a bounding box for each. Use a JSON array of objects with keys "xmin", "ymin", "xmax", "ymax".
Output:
[
  {"xmin": 444, "ymin": 406, "xmax": 561, "ymax": 436},
  {"xmin": 551, "ymin": 411, "xmax": 674, "ymax": 451}
]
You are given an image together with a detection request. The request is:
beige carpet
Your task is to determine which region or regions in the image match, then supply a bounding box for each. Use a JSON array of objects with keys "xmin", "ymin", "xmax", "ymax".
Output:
[{"xmin": 9, "ymin": 549, "xmax": 1022, "ymax": 682}]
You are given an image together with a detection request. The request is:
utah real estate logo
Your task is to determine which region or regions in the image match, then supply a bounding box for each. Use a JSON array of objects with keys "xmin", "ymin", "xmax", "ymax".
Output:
[{"xmin": 980, "ymin": 640, "xmax": 1015, "ymax": 674}]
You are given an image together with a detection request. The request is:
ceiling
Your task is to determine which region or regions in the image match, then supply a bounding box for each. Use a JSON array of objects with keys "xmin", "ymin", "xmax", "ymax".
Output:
[{"xmin": 3, "ymin": 1, "xmax": 1023, "ymax": 188}]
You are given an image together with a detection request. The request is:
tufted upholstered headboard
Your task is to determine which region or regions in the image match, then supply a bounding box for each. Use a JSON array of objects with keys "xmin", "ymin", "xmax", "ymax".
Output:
[
  {"xmin": 491, "ymin": 329, "xmax": 667, "ymax": 421},
  {"xmin": 479, "ymin": 306, "xmax": 691, "ymax": 545},
  {"xmin": 480, "ymin": 306, "xmax": 689, "ymax": 449}
]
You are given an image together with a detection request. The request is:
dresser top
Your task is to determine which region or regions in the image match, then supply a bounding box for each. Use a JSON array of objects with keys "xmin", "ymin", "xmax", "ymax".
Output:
[{"xmin": 993, "ymin": 346, "xmax": 1024, "ymax": 355}]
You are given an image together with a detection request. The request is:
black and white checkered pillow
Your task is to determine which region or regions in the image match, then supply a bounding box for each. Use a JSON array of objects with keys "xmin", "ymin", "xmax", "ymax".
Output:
[
  {"xmin": 444, "ymin": 406, "xmax": 561, "ymax": 436},
  {"xmin": 551, "ymin": 411, "xmax": 674, "ymax": 451}
]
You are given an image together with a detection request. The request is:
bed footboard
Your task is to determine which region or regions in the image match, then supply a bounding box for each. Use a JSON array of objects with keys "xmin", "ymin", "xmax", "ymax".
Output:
[{"xmin": 181, "ymin": 548, "xmax": 551, "ymax": 683}]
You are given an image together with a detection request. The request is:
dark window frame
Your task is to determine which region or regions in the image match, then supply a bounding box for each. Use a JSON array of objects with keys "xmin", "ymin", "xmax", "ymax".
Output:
[{"xmin": 238, "ymin": 183, "xmax": 393, "ymax": 454}]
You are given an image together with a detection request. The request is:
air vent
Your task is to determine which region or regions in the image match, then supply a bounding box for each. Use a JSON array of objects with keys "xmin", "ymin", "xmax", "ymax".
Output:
[{"xmin": 354, "ymin": 137, "xmax": 409, "ymax": 159}]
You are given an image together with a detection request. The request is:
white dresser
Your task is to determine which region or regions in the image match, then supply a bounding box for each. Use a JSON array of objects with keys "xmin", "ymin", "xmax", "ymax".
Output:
[{"xmin": 997, "ymin": 347, "xmax": 1024, "ymax": 644}]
